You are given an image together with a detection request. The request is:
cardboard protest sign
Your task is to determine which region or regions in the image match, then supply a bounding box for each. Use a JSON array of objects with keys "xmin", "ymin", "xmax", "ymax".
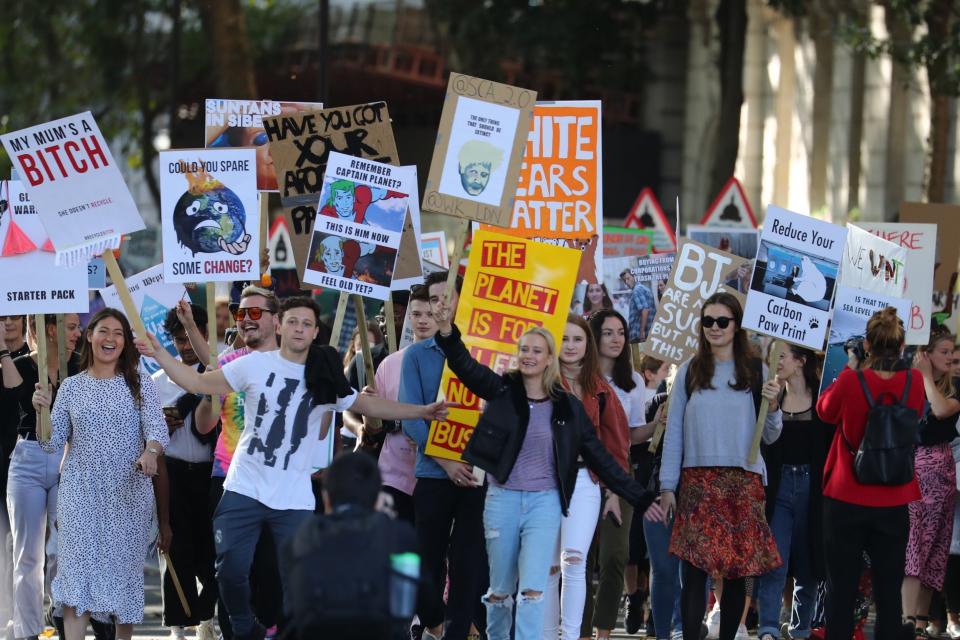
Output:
[
  {"xmin": 602, "ymin": 253, "xmax": 676, "ymax": 343},
  {"xmin": 204, "ymin": 99, "xmax": 323, "ymax": 191},
  {"xmin": 687, "ymin": 225, "xmax": 759, "ymax": 295},
  {"xmin": 391, "ymin": 166, "xmax": 425, "ymax": 291},
  {"xmin": 0, "ymin": 181, "xmax": 88, "ymax": 314},
  {"xmin": 641, "ymin": 239, "xmax": 747, "ymax": 365},
  {"xmin": 478, "ymin": 100, "xmax": 602, "ymax": 280},
  {"xmin": 424, "ymin": 73, "xmax": 536, "ymax": 226},
  {"xmin": 603, "ymin": 227, "xmax": 653, "ymax": 259},
  {"xmin": 700, "ymin": 177, "xmax": 757, "ymax": 228},
  {"xmin": 159, "ymin": 149, "xmax": 260, "ymax": 283},
  {"xmin": 899, "ymin": 203, "xmax": 960, "ymax": 332},
  {"xmin": 0, "ymin": 112, "xmax": 144, "ymax": 264},
  {"xmin": 624, "ymin": 188, "xmax": 676, "ymax": 253},
  {"xmin": 425, "ymin": 229, "xmax": 578, "ymax": 460},
  {"xmin": 743, "ymin": 206, "xmax": 846, "ymax": 350},
  {"xmin": 839, "ymin": 224, "xmax": 907, "ymax": 297},
  {"xmin": 820, "ymin": 286, "xmax": 911, "ymax": 394},
  {"xmin": 100, "ymin": 264, "xmax": 187, "ymax": 375},
  {"xmin": 301, "ymin": 152, "xmax": 410, "ymax": 300},
  {"xmin": 856, "ymin": 222, "xmax": 936, "ymax": 345},
  {"xmin": 421, "ymin": 231, "xmax": 449, "ymax": 268}
]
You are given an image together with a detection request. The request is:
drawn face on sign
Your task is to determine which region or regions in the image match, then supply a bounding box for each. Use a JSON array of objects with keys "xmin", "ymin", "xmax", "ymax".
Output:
[
  {"xmin": 458, "ymin": 140, "xmax": 502, "ymax": 196},
  {"xmin": 331, "ymin": 182, "xmax": 355, "ymax": 219},
  {"xmin": 320, "ymin": 236, "xmax": 344, "ymax": 275},
  {"xmin": 173, "ymin": 164, "xmax": 248, "ymax": 255}
]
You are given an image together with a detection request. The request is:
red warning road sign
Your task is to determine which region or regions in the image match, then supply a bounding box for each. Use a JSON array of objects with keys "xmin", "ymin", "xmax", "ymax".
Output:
[
  {"xmin": 700, "ymin": 177, "xmax": 757, "ymax": 228},
  {"xmin": 624, "ymin": 188, "xmax": 676, "ymax": 253}
]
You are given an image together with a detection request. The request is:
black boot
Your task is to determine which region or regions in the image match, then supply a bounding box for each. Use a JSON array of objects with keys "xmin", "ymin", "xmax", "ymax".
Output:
[{"xmin": 625, "ymin": 590, "xmax": 645, "ymax": 635}]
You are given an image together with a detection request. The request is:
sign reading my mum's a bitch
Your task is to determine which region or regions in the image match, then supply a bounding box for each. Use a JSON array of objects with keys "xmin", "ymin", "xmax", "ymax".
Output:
[
  {"xmin": 0, "ymin": 112, "xmax": 144, "ymax": 265},
  {"xmin": 424, "ymin": 230, "xmax": 579, "ymax": 461}
]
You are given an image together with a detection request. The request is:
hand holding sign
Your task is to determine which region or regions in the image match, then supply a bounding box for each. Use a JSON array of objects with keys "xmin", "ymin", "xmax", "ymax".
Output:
[{"xmin": 134, "ymin": 333, "xmax": 162, "ymax": 359}]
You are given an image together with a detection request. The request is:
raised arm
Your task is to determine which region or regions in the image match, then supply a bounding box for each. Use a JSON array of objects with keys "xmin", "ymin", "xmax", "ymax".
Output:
[
  {"xmin": 176, "ymin": 300, "xmax": 212, "ymax": 366},
  {"xmin": 434, "ymin": 324, "xmax": 507, "ymax": 401},
  {"xmin": 349, "ymin": 391, "xmax": 447, "ymax": 423},
  {"xmin": 135, "ymin": 333, "xmax": 232, "ymax": 397}
]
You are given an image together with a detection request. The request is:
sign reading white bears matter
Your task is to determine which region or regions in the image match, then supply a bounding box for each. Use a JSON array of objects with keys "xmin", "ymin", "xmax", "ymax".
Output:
[{"xmin": 743, "ymin": 206, "xmax": 847, "ymax": 350}]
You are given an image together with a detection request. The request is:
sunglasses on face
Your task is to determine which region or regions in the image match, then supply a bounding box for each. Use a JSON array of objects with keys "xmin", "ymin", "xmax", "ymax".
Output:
[
  {"xmin": 701, "ymin": 315, "xmax": 735, "ymax": 329},
  {"xmin": 233, "ymin": 307, "xmax": 272, "ymax": 322}
]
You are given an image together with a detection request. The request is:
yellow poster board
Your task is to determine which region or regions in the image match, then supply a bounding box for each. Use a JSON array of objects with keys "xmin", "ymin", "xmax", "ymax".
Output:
[{"xmin": 425, "ymin": 229, "xmax": 579, "ymax": 461}]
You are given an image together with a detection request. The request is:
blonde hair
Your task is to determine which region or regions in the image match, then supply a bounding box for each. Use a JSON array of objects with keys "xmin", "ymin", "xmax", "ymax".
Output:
[
  {"xmin": 926, "ymin": 332, "xmax": 958, "ymax": 399},
  {"xmin": 512, "ymin": 327, "xmax": 562, "ymax": 399},
  {"xmin": 458, "ymin": 140, "xmax": 503, "ymax": 171}
]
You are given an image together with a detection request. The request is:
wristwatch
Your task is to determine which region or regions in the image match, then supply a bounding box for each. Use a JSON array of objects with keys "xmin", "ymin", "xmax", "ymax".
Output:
[{"xmin": 146, "ymin": 445, "xmax": 162, "ymax": 456}]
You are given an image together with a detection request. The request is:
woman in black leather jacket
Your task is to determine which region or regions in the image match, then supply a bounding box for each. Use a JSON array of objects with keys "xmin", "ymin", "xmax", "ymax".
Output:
[{"xmin": 432, "ymin": 304, "xmax": 652, "ymax": 640}]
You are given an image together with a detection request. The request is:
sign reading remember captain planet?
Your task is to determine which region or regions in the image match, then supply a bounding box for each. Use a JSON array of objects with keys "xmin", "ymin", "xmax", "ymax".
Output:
[{"xmin": 425, "ymin": 230, "xmax": 579, "ymax": 461}]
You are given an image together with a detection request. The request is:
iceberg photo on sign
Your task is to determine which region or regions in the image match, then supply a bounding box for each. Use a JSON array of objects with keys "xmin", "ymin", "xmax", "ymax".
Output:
[{"xmin": 750, "ymin": 242, "xmax": 836, "ymax": 311}]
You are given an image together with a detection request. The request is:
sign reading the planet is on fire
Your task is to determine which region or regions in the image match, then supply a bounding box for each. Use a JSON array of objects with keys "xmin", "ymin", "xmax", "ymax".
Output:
[{"xmin": 159, "ymin": 148, "xmax": 260, "ymax": 283}]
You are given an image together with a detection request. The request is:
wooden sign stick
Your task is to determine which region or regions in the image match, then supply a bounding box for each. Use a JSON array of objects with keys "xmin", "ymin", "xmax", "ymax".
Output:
[
  {"xmin": 384, "ymin": 299, "xmax": 397, "ymax": 353},
  {"xmin": 259, "ymin": 193, "xmax": 270, "ymax": 285},
  {"xmin": 352, "ymin": 294, "xmax": 381, "ymax": 431},
  {"xmin": 748, "ymin": 340, "xmax": 783, "ymax": 464},
  {"xmin": 34, "ymin": 315, "xmax": 51, "ymax": 441},
  {"xmin": 161, "ymin": 550, "xmax": 192, "ymax": 619},
  {"xmin": 56, "ymin": 314, "xmax": 67, "ymax": 382},
  {"xmin": 444, "ymin": 218, "xmax": 470, "ymax": 305},
  {"xmin": 329, "ymin": 292, "xmax": 350, "ymax": 348},
  {"xmin": 102, "ymin": 251, "xmax": 148, "ymax": 339},
  {"xmin": 206, "ymin": 284, "xmax": 221, "ymax": 415}
]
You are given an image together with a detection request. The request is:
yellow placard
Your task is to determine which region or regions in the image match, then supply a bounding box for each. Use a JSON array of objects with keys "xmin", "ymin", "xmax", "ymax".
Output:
[{"xmin": 425, "ymin": 229, "xmax": 580, "ymax": 461}]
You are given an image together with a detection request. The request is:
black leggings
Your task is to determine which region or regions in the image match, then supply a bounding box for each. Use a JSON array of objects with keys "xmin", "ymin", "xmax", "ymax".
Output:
[
  {"xmin": 945, "ymin": 556, "xmax": 960, "ymax": 615},
  {"xmin": 681, "ymin": 563, "xmax": 745, "ymax": 640}
]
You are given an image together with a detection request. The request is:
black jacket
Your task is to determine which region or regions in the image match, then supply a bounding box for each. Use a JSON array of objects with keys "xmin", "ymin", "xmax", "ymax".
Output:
[{"xmin": 435, "ymin": 326, "xmax": 653, "ymax": 516}]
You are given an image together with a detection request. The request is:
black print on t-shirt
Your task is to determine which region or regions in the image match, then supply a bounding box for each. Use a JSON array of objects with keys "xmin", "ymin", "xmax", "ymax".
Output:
[{"xmin": 247, "ymin": 372, "xmax": 316, "ymax": 470}]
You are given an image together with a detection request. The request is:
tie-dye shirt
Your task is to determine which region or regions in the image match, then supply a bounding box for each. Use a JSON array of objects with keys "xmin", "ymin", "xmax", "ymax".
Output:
[{"xmin": 212, "ymin": 347, "xmax": 252, "ymax": 478}]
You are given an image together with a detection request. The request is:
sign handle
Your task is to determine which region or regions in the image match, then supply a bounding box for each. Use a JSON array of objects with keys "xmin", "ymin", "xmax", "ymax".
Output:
[
  {"xmin": 161, "ymin": 550, "xmax": 192, "ymax": 619},
  {"xmin": 444, "ymin": 218, "xmax": 470, "ymax": 304},
  {"xmin": 102, "ymin": 251, "xmax": 148, "ymax": 339},
  {"xmin": 206, "ymin": 284, "xmax": 221, "ymax": 416},
  {"xmin": 352, "ymin": 294, "xmax": 381, "ymax": 431},
  {"xmin": 747, "ymin": 341, "xmax": 783, "ymax": 464},
  {"xmin": 329, "ymin": 292, "xmax": 350, "ymax": 348},
  {"xmin": 56, "ymin": 314, "xmax": 68, "ymax": 383},
  {"xmin": 34, "ymin": 315, "xmax": 51, "ymax": 441},
  {"xmin": 384, "ymin": 300, "xmax": 397, "ymax": 353},
  {"xmin": 259, "ymin": 193, "xmax": 270, "ymax": 285}
]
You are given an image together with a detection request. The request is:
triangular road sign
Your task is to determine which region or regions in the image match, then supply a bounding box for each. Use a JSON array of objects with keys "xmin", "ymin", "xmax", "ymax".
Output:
[
  {"xmin": 268, "ymin": 216, "xmax": 296, "ymax": 270},
  {"xmin": 700, "ymin": 177, "xmax": 757, "ymax": 228},
  {"xmin": 624, "ymin": 188, "xmax": 676, "ymax": 253}
]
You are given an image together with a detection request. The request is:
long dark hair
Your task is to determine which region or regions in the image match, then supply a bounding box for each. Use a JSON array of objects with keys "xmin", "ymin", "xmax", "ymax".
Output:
[
  {"xmin": 588, "ymin": 309, "xmax": 636, "ymax": 392},
  {"xmin": 564, "ymin": 313, "xmax": 600, "ymax": 397},
  {"xmin": 687, "ymin": 292, "xmax": 755, "ymax": 393},
  {"xmin": 79, "ymin": 308, "xmax": 142, "ymax": 407},
  {"xmin": 583, "ymin": 283, "xmax": 612, "ymax": 314},
  {"xmin": 784, "ymin": 345, "xmax": 821, "ymax": 396}
]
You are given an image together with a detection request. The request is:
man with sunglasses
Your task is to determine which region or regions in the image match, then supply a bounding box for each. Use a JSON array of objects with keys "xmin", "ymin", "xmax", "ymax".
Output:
[
  {"xmin": 138, "ymin": 295, "xmax": 448, "ymax": 640},
  {"xmin": 193, "ymin": 286, "xmax": 284, "ymax": 640}
]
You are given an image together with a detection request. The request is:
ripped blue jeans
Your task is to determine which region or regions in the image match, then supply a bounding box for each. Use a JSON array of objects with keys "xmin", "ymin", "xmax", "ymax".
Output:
[{"xmin": 482, "ymin": 484, "xmax": 561, "ymax": 640}]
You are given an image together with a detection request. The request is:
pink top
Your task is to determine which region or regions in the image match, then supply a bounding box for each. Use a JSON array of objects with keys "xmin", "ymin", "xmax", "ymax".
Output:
[{"xmin": 376, "ymin": 348, "xmax": 418, "ymax": 495}]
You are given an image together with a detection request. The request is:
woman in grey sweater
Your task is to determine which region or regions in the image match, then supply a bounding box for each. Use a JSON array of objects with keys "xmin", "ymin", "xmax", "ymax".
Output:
[{"xmin": 654, "ymin": 292, "xmax": 783, "ymax": 640}]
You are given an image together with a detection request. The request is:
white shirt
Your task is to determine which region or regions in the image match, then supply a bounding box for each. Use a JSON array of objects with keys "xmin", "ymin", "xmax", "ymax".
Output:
[
  {"xmin": 221, "ymin": 350, "xmax": 358, "ymax": 510},
  {"xmin": 151, "ymin": 364, "xmax": 212, "ymax": 464},
  {"xmin": 606, "ymin": 371, "xmax": 648, "ymax": 429}
]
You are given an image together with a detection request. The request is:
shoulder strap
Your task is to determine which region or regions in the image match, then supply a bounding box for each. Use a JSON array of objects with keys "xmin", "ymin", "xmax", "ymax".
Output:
[
  {"xmin": 900, "ymin": 370, "xmax": 912, "ymax": 405},
  {"xmin": 856, "ymin": 370, "xmax": 875, "ymax": 408}
]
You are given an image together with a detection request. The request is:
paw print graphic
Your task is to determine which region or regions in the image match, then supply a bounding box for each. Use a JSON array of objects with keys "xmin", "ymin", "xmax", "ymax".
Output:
[{"xmin": 808, "ymin": 317, "xmax": 819, "ymax": 329}]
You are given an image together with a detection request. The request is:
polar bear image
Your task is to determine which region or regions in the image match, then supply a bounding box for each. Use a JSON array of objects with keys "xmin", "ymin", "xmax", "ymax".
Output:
[{"xmin": 791, "ymin": 255, "xmax": 827, "ymax": 303}]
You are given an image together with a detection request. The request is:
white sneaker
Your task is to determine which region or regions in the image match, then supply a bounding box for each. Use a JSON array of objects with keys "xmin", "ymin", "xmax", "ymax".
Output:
[
  {"xmin": 196, "ymin": 619, "xmax": 218, "ymax": 640},
  {"xmin": 735, "ymin": 624, "xmax": 750, "ymax": 640},
  {"xmin": 947, "ymin": 622, "xmax": 960, "ymax": 639},
  {"xmin": 169, "ymin": 628, "xmax": 187, "ymax": 640},
  {"xmin": 706, "ymin": 605, "xmax": 721, "ymax": 639}
]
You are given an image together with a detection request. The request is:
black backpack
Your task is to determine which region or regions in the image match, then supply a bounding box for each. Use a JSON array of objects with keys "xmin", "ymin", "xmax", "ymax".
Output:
[
  {"xmin": 284, "ymin": 510, "xmax": 416, "ymax": 640},
  {"xmin": 841, "ymin": 370, "xmax": 919, "ymax": 486}
]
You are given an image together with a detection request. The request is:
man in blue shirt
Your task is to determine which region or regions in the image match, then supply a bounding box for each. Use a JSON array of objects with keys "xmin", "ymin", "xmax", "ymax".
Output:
[
  {"xmin": 399, "ymin": 271, "xmax": 487, "ymax": 640},
  {"xmin": 628, "ymin": 280, "xmax": 656, "ymax": 343}
]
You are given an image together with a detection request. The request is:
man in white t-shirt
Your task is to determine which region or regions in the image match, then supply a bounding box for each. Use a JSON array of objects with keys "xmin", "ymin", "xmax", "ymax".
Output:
[{"xmin": 137, "ymin": 296, "xmax": 448, "ymax": 640}]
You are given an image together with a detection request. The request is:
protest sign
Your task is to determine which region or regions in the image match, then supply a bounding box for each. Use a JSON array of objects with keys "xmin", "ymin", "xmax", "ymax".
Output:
[
  {"xmin": 0, "ymin": 112, "xmax": 144, "ymax": 264},
  {"xmin": 0, "ymin": 180, "xmax": 88, "ymax": 314},
  {"xmin": 159, "ymin": 149, "xmax": 260, "ymax": 283},
  {"xmin": 300, "ymin": 152, "xmax": 410, "ymax": 300},
  {"xmin": 856, "ymin": 222, "xmax": 936, "ymax": 345},
  {"xmin": 423, "ymin": 73, "xmax": 536, "ymax": 227},
  {"xmin": 686, "ymin": 225, "xmax": 758, "ymax": 295},
  {"xmin": 899, "ymin": 203, "xmax": 960, "ymax": 332},
  {"xmin": 267, "ymin": 216, "xmax": 301, "ymax": 298},
  {"xmin": 820, "ymin": 286, "xmax": 912, "ymax": 395},
  {"xmin": 88, "ymin": 257, "xmax": 105, "ymax": 289},
  {"xmin": 641, "ymin": 239, "xmax": 747, "ymax": 365},
  {"xmin": 391, "ymin": 166, "xmax": 425, "ymax": 291},
  {"xmin": 424, "ymin": 229, "xmax": 578, "ymax": 461},
  {"xmin": 602, "ymin": 253, "xmax": 676, "ymax": 343},
  {"xmin": 478, "ymin": 101, "xmax": 603, "ymax": 280},
  {"xmin": 840, "ymin": 224, "xmax": 908, "ymax": 297},
  {"xmin": 624, "ymin": 188, "xmax": 676, "ymax": 253},
  {"xmin": 263, "ymin": 102, "xmax": 399, "ymax": 281},
  {"xmin": 100, "ymin": 264, "xmax": 187, "ymax": 375},
  {"xmin": 743, "ymin": 206, "xmax": 846, "ymax": 350},
  {"xmin": 603, "ymin": 227, "xmax": 653, "ymax": 259},
  {"xmin": 700, "ymin": 177, "xmax": 757, "ymax": 228},
  {"xmin": 420, "ymin": 231, "xmax": 449, "ymax": 268},
  {"xmin": 204, "ymin": 99, "xmax": 323, "ymax": 191}
]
